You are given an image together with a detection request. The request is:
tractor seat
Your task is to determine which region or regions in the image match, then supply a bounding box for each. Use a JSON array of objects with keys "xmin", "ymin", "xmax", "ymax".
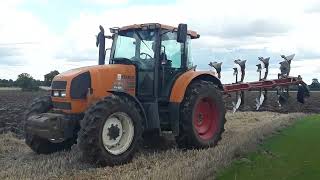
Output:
[{"xmin": 160, "ymin": 52, "xmax": 172, "ymax": 67}]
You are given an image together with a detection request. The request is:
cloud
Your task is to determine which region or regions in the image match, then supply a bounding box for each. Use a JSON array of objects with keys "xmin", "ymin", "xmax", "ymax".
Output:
[
  {"xmin": 83, "ymin": 0, "xmax": 128, "ymax": 5},
  {"xmin": 304, "ymin": 0, "xmax": 320, "ymax": 13},
  {"xmin": 0, "ymin": 0, "xmax": 63, "ymax": 79},
  {"xmin": 295, "ymin": 49, "xmax": 320, "ymax": 59},
  {"xmin": 1, "ymin": 0, "xmax": 320, "ymax": 84},
  {"xmin": 0, "ymin": 46, "xmax": 20, "ymax": 58},
  {"xmin": 218, "ymin": 19, "xmax": 291, "ymax": 38},
  {"xmin": 53, "ymin": 5, "xmax": 184, "ymax": 62},
  {"xmin": 40, "ymin": 0, "xmax": 320, "ymax": 84}
]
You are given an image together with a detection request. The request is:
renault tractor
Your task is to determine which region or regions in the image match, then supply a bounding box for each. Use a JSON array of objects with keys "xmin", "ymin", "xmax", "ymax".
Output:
[{"xmin": 24, "ymin": 23, "xmax": 226, "ymax": 166}]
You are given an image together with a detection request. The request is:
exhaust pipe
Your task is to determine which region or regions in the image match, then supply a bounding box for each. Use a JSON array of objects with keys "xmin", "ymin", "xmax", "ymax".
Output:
[{"xmin": 96, "ymin": 25, "xmax": 106, "ymax": 65}]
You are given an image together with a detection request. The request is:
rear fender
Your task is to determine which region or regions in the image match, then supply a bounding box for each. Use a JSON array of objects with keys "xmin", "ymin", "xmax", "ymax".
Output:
[
  {"xmin": 169, "ymin": 70, "xmax": 223, "ymax": 103},
  {"xmin": 168, "ymin": 71, "xmax": 222, "ymax": 135}
]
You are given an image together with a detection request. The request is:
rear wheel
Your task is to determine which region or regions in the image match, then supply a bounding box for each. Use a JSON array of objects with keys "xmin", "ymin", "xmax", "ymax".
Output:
[
  {"xmin": 25, "ymin": 96, "xmax": 76, "ymax": 154},
  {"xmin": 176, "ymin": 80, "xmax": 226, "ymax": 148},
  {"xmin": 78, "ymin": 95, "xmax": 142, "ymax": 166}
]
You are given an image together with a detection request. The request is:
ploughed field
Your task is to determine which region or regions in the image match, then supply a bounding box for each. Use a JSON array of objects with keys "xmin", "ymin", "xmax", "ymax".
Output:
[
  {"xmin": 0, "ymin": 90, "xmax": 47, "ymax": 136},
  {"xmin": 0, "ymin": 90, "xmax": 318, "ymax": 179}
]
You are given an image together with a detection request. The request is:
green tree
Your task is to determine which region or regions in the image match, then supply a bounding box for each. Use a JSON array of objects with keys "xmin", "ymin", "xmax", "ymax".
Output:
[
  {"xmin": 16, "ymin": 73, "xmax": 39, "ymax": 91},
  {"xmin": 0, "ymin": 79, "xmax": 9, "ymax": 87},
  {"xmin": 309, "ymin": 78, "xmax": 320, "ymax": 90},
  {"xmin": 8, "ymin": 79, "xmax": 14, "ymax": 87},
  {"xmin": 44, "ymin": 70, "xmax": 60, "ymax": 86}
]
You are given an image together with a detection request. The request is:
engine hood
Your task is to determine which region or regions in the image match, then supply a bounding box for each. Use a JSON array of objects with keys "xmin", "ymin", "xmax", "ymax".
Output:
[
  {"xmin": 53, "ymin": 64, "xmax": 135, "ymax": 82},
  {"xmin": 53, "ymin": 65, "xmax": 104, "ymax": 81},
  {"xmin": 52, "ymin": 63, "xmax": 136, "ymax": 97},
  {"xmin": 50, "ymin": 64, "xmax": 136, "ymax": 113}
]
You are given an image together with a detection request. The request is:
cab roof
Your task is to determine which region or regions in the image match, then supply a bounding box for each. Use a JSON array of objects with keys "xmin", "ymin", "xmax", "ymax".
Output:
[{"xmin": 119, "ymin": 23, "xmax": 200, "ymax": 39}]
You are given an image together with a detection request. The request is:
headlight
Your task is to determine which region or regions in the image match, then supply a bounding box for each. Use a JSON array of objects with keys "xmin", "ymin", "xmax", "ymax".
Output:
[
  {"xmin": 52, "ymin": 90, "xmax": 66, "ymax": 97},
  {"xmin": 53, "ymin": 91, "xmax": 60, "ymax": 97},
  {"xmin": 60, "ymin": 91, "xmax": 66, "ymax": 97}
]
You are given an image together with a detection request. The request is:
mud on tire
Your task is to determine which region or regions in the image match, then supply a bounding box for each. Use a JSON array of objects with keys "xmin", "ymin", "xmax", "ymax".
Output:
[
  {"xmin": 24, "ymin": 96, "xmax": 76, "ymax": 154},
  {"xmin": 77, "ymin": 95, "xmax": 143, "ymax": 166},
  {"xmin": 176, "ymin": 80, "xmax": 226, "ymax": 149}
]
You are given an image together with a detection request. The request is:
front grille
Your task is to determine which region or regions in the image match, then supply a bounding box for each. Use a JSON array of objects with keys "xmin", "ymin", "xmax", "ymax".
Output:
[
  {"xmin": 53, "ymin": 102, "xmax": 71, "ymax": 110},
  {"xmin": 52, "ymin": 81, "xmax": 67, "ymax": 89}
]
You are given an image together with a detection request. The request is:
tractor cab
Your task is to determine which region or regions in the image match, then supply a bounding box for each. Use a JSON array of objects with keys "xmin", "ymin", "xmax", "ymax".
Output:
[{"xmin": 101, "ymin": 23, "xmax": 200, "ymax": 101}]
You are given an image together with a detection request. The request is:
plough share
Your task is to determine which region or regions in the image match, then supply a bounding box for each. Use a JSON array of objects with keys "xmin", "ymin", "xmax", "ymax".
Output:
[{"xmin": 209, "ymin": 54, "xmax": 310, "ymax": 113}]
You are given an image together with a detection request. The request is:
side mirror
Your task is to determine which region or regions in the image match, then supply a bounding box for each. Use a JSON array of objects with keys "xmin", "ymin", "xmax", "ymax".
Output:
[
  {"xmin": 177, "ymin": 24, "xmax": 187, "ymax": 43},
  {"xmin": 105, "ymin": 35, "xmax": 113, "ymax": 39}
]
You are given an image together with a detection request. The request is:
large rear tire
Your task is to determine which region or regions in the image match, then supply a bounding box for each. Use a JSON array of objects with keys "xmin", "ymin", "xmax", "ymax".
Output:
[
  {"xmin": 176, "ymin": 80, "xmax": 226, "ymax": 149},
  {"xmin": 24, "ymin": 96, "xmax": 76, "ymax": 154},
  {"xmin": 77, "ymin": 95, "xmax": 143, "ymax": 166}
]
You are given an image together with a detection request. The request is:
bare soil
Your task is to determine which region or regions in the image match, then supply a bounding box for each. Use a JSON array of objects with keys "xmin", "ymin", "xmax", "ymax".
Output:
[{"xmin": 0, "ymin": 90, "xmax": 47, "ymax": 136}]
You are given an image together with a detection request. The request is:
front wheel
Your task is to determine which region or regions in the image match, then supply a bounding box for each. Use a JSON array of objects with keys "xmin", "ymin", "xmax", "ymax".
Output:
[
  {"xmin": 77, "ymin": 95, "xmax": 143, "ymax": 166},
  {"xmin": 176, "ymin": 80, "xmax": 226, "ymax": 149}
]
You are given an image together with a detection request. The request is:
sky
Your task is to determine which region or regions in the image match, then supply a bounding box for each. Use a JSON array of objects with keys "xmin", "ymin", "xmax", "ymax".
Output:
[{"xmin": 0, "ymin": 0, "xmax": 320, "ymax": 84}]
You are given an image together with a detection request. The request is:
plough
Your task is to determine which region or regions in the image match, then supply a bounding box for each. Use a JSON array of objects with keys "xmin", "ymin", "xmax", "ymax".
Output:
[{"xmin": 209, "ymin": 54, "xmax": 310, "ymax": 112}]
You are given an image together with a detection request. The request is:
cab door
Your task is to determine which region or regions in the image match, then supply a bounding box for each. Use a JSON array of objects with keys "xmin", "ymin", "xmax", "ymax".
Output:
[{"xmin": 158, "ymin": 31, "xmax": 187, "ymax": 100}]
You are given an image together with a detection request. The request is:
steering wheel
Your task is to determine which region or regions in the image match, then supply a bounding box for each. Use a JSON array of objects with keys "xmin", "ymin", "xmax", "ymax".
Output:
[{"xmin": 140, "ymin": 52, "xmax": 153, "ymax": 60}]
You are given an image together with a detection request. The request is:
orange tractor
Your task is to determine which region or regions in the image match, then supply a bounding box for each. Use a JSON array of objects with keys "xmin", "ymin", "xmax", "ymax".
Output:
[
  {"xmin": 24, "ymin": 23, "xmax": 308, "ymax": 166},
  {"xmin": 25, "ymin": 23, "xmax": 225, "ymax": 166}
]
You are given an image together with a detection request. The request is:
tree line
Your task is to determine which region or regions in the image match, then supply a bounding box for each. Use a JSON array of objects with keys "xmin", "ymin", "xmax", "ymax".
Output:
[
  {"xmin": 0, "ymin": 70, "xmax": 59, "ymax": 91},
  {"xmin": 0, "ymin": 71, "xmax": 319, "ymax": 91}
]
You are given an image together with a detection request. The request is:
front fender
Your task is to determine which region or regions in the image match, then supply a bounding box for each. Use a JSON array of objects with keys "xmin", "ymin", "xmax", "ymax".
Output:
[{"xmin": 107, "ymin": 91, "xmax": 148, "ymax": 128}]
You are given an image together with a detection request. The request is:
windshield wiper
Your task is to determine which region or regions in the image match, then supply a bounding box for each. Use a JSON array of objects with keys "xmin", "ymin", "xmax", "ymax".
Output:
[
  {"xmin": 160, "ymin": 29, "xmax": 172, "ymax": 36},
  {"xmin": 134, "ymin": 30, "xmax": 152, "ymax": 52}
]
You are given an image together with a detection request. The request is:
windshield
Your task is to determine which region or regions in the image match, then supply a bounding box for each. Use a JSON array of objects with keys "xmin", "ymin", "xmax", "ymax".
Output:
[{"xmin": 112, "ymin": 29, "xmax": 156, "ymax": 70}]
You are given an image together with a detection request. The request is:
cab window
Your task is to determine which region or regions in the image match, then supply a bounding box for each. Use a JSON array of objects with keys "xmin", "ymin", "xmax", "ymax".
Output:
[
  {"xmin": 161, "ymin": 31, "xmax": 183, "ymax": 68},
  {"xmin": 113, "ymin": 30, "xmax": 156, "ymax": 70},
  {"xmin": 114, "ymin": 35, "xmax": 136, "ymax": 59}
]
